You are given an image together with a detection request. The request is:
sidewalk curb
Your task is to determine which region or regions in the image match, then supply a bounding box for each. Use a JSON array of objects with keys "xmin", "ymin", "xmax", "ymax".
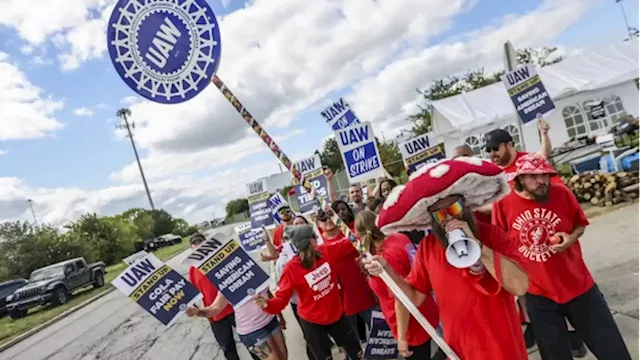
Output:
[
  {"xmin": 0, "ymin": 287, "xmax": 115, "ymax": 352},
  {"xmin": 0, "ymin": 245, "xmax": 190, "ymax": 353}
]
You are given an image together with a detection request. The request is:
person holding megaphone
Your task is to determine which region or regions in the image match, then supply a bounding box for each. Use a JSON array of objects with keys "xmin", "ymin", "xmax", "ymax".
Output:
[{"xmin": 364, "ymin": 157, "xmax": 530, "ymax": 360}]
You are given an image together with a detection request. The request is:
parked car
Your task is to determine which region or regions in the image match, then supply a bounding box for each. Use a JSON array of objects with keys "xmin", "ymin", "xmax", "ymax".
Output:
[
  {"xmin": 134, "ymin": 237, "xmax": 159, "ymax": 252},
  {"xmin": 154, "ymin": 233, "xmax": 182, "ymax": 246},
  {"xmin": 6, "ymin": 258, "xmax": 106, "ymax": 319},
  {"xmin": 0, "ymin": 279, "xmax": 28, "ymax": 317}
]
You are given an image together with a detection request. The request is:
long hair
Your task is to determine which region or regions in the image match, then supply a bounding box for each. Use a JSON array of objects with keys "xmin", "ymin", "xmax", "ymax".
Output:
[
  {"xmin": 367, "ymin": 198, "xmax": 384, "ymax": 213},
  {"xmin": 299, "ymin": 239, "xmax": 322, "ymax": 269},
  {"xmin": 355, "ymin": 210, "xmax": 386, "ymax": 255},
  {"xmin": 377, "ymin": 179, "xmax": 398, "ymax": 199}
]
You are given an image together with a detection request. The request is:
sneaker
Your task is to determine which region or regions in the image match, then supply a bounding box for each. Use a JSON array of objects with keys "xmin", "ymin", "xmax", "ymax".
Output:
[
  {"xmin": 569, "ymin": 331, "xmax": 587, "ymax": 358},
  {"xmin": 523, "ymin": 323, "xmax": 536, "ymax": 349}
]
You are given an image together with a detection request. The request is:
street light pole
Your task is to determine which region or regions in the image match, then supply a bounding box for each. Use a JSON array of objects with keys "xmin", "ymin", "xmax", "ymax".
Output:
[
  {"xmin": 116, "ymin": 109, "xmax": 156, "ymax": 211},
  {"xmin": 616, "ymin": 0, "xmax": 639, "ymax": 40},
  {"xmin": 27, "ymin": 199, "xmax": 38, "ymax": 226}
]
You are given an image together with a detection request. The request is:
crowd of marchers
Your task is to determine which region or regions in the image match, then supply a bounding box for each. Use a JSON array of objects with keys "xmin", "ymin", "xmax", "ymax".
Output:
[{"xmin": 183, "ymin": 118, "xmax": 631, "ymax": 360}]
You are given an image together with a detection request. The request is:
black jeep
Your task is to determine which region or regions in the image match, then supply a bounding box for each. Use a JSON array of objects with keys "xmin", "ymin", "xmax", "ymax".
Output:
[{"xmin": 6, "ymin": 258, "xmax": 106, "ymax": 319}]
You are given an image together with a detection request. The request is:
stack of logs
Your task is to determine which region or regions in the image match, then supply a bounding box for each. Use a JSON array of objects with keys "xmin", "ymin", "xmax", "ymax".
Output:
[{"xmin": 563, "ymin": 171, "xmax": 639, "ymax": 207}]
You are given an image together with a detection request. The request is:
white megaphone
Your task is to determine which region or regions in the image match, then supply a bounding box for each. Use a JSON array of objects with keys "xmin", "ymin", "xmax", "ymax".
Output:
[{"xmin": 445, "ymin": 229, "xmax": 482, "ymax": 269}]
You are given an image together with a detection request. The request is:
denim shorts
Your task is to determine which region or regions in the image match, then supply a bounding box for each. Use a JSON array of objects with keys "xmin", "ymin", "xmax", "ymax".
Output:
[{"xmin": 238, "ymin": 317, "xmax": 281, "ymax": 348}]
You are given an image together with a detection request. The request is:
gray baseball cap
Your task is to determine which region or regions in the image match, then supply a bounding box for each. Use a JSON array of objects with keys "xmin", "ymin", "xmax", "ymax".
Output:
[{"xmin": 284, "ymin": 225, "xmax": 315, "ymax": 253}]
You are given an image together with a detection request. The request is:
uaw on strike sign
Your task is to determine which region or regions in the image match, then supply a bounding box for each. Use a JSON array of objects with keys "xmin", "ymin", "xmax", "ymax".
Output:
[
  {"xmin": 112, "ymin": 253, "xmax": 201, "ymax": 326},
  {"xmin": 187, "ymin": 230, "xmax": 271, "ymax": 308},
  {"xmin": 336, "ymin": 122, "xmax": 385, "ymax": 184}
]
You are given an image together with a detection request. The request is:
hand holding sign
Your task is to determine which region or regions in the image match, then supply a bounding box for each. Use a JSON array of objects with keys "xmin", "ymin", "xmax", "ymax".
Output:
[{"xmin": 538, "ymin": 116, "xmax": 550, "ymax": 134}]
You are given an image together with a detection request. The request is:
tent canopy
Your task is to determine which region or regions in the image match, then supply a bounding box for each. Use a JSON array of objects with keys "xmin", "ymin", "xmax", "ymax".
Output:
[{"xmin": 431, "ymin": 39, "xmax": 639, "ymax": 134}]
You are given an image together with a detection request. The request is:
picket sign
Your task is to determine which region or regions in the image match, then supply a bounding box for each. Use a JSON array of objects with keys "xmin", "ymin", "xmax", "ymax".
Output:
[
  {"xmin": 500, "ymin": 64, "xmax": 555, "ymax": 125},
  {"xmin": 211, "ymin": 75, "xmax": 461, "ymax": 360},
  {"xmin": 247, "ymin": 179, "xmax": 274, "ymax": 229}
]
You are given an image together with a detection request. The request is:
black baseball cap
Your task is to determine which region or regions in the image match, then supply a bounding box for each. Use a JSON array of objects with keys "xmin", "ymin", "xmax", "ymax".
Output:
[
  {"xmin": 483, "ymin": 129, "xmax": 513, "ymax": 150},
  {"xmin": 189, "ymin": 232, "xmax": 206, "ymax": 245}
]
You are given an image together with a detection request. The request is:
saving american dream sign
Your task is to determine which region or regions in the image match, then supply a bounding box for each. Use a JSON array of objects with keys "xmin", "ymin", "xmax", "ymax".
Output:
[
  {"xmin": 501, "ymin": 65, "xmax": 555, "ymax": 124},
  {"xmin": 321, "ymin": 98, "xmax": 361, "ymax": 131},
  {"xmin": 235, "ymin": 223, "xmax": 264, "ymax": 253},
  {"xmin": 112, "ymin": 253, "xmax": 201, "ymax": 326},
  {"xmin": 186, "ymin": 230, "xmax": 270, "ymax": 308},
  {"xmin": 107, "ymin": 0, "xmax": 222, "ymax": 104},
  {"xmin": 335, "ymin": 122, "xmax": 385, "ymax": 184},
  {"xmin": 363, "ymin": 310, "xmax": 399, "ymax": 360},
  {"xmin": 294, "ymin": 154, "xmax": 329, "ymax": 213},
  {"xmin": 247, "ymin": 179, "xmax": 274, "ymax": 229}
]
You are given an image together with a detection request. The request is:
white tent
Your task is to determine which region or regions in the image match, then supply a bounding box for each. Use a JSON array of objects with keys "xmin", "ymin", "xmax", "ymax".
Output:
[{"xmin": 431, "ymin": 39, "xmax": 639, "ymax": 156}]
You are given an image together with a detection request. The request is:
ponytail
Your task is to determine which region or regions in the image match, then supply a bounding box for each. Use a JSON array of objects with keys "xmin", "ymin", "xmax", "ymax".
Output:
[{"xmin": 355, "ymin": 210, "xmax": 386, "ymax": 255}]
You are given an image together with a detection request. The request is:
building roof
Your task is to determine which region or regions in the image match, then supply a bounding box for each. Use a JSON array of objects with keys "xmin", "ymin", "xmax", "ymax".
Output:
[{"xmin": 431, "ymin": 39, "xmax": 639, "ymax": 133}]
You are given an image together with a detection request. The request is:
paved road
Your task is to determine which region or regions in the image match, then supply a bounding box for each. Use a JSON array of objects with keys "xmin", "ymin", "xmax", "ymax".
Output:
[{"xmin": 1, "ymin": 206, "xmax": 638, "ymax": 360}]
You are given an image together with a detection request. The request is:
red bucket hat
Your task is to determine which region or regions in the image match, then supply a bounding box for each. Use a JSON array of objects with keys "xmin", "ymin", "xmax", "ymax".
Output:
[
  {"xmin": 514, "ymin": 153, "xmax": 557, "ymax": 177},
  {"xmin": 376, "ymin": 157, "xmax": 510, "ymax": 234}
]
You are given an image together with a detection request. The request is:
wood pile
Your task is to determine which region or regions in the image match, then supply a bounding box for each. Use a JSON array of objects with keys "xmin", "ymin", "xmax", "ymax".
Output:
[{"xmin": 562, "ymin": 171, "xmax": 639, "ymax": 207}]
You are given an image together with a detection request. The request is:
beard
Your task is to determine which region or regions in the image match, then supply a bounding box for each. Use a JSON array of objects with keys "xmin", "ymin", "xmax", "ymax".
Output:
[
  {"xmin": 431, "ymin": 207, "xmax": 478, "ymax": 249},
  {"xmin": 531, "ymin": 187, "xmax": 550, "ymax": 203}
]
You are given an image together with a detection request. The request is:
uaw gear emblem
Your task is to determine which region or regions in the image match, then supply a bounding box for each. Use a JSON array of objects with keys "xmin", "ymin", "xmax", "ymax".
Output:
[
  {"xmin": 247, "ymin": 288, "xmax": 256, "ymax": 297},
  {"xmin": 107, "ymin": 0, "xmax": 222, "ymax": 104}
]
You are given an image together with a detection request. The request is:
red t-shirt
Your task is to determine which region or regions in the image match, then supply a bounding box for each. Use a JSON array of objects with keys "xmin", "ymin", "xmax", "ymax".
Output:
[
  {"xmin": 474, "ymin": 210, "xmax": 492, "ymax": 224},
  {"xmin": 188, "ymin": 266, "xmax": 234, "ymax": 322},
  {"xmin": 265, "ymin": 240, "xmax": 359, "ymax": 324},
  {"xmin": 503, "ymin": 151, "xmax": 564, "ymax": 187},
  {"xmin": 369, "ymin": 233, "xmax": 439, "ymax": 347},
  {"xmin": 272, "ymin": 225, "xmax": 285, "ymax": 249},
  {"xmin": 405, "ymin": 222, "xmax": 527, "ymax": 360},
  {"xmin": 492, "ymin": 183, "xmax": 593, "ymax": 304},
  {"xmin": 322, "ymin": 232, "xmax": 376, "ymax": 315}
]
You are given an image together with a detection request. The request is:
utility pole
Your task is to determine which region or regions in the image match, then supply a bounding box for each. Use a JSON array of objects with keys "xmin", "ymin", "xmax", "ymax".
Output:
[
  {"xmin": 26, "ymin": 199, "xmax": 38, "ymax": 226},
  {"xmin": 116, "ymin": 108, "xmax": 155, "ymax": 211},
  {"xmin": 616, "ymin": 0, "xmax": 639, "ymax": 40}
]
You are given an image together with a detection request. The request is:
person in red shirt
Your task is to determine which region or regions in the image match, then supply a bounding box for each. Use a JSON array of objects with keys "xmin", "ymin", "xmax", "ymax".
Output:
[
  {"xmin": 483, "ymin": 119, "xmax": 577, "ymax": 352},
  {"xmin": 365, "ymin": 157, "xmax": 530, "ymax": 360},
  {"xmin": 492, "ymin": 153, "xmax": 631, "ymax": 360},
  {"xmin": 185, "ymin": 233, "xmax": 260, "ymax": 360},
  {"xmin": 316, "ymin": 207, "xmax": 376, "ymax": 344},
  {"xmin": 253, "ymin": 225, "xmax": 362, "ymax": 360},
  {"xmin": 355, "ymin": 209, "xmax": 443, "ymax": 360},
  {"xmin": 261, "ymin": 206, "xmax": 295, "ymax": 262}
]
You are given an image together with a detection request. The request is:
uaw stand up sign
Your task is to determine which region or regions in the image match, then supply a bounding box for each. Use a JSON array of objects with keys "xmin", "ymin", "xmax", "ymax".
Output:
[{"xmin": 107, "ymin": 0, "xmax": 222, "ymax": 103}]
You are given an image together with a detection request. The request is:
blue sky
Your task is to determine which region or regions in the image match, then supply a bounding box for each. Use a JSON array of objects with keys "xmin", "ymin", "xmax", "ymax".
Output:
[{"xmin": 0, "ymin": 0, "xmax": 637, "ymax": 225}]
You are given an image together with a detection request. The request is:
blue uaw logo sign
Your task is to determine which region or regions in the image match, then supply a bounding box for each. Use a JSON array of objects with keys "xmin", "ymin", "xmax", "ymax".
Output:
[{"xmin": 107, "ymin": 0, "xmax": 222, "ymax": 104}]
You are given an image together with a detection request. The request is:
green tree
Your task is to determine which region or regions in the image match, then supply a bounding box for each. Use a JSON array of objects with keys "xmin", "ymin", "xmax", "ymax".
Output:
[
  {"xmin": 225, "ymin": 198, "xmax": 250, "ymax": 218},
  {"xmin": 65, "ymin": 213, "xmax": 137, "ymax": 265},
  {"xmin": 516, "ymin": 46, "xmax": 564, "ymax": 67},
  {"xmin": 0, "ymin": 221, "xmax": 86, "ymax": 281},
  {"xmin": 319, "ymin": 137, "xmax": 344, "ymax": 172},
  {"xmin": 172, "ymin": 218, "xmax": 190, "ymax": 237},
  {"xmin": 377, "ymin": 140, "xmax": 405, "ymax": 178},
  {"xmin": 150, "ymin": 209, "xmax": 174, "ymax": 236},
  {"xmin": 407, "ymin": 46, "xmax": 565, "ymax": 136},
  {"xmin": 119, "ymin": 208, "xmax": 154, "ymax": 239}
]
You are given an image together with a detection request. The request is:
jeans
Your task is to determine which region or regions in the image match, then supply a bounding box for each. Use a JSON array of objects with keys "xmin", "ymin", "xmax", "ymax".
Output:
[
  {"xmin": 210, "ymin": 313, "xmax": 261, "ymax": 360},
  {"xmin": 346, "ymin": 308, "xmax": 373, "ymax": 342},
  {"xmin": 298, "ymin": 316, "xmax": 361, "ymax": 360},
  {"xmin": 526, "ymin": 284, "xmax": 631, "ymax": 360}
]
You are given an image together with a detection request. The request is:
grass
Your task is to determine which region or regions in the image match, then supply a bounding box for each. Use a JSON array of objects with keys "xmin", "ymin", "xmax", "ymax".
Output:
[{"xmin": 0, "ymin": 238, "xmax": 190, "ymax": 346}]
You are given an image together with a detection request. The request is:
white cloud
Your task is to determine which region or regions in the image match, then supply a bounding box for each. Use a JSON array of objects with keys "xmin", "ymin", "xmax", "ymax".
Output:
[
  {"xmin": 348, "ymin": 0, "xmax": 598, "ymax": 138},
  {"xmin": 73, "ymin": 107, "xmax": 94, "ymax": 117},
  {"xmin": 20, "ymin": 46, "xmax": 34, "ymax": 55},
  {"xmin": 0, "ymin": 52, "xmax": 64, "ymax": 140},
  {"xmin": 0, "ymin": 150, "xmax": 8, "ymax": 156},
  {"xmin": 221, "ymin": 0, "xmax": 232, "ymax": 8},
  {"xmin": 119, "ymin": 96, "xmax": 140, "ymax": 106},
  {"xmin": 0, "ymin": 160, "xmax": 281, "ymax": 226},
  {"xmin": 0, "ymin": 0, "xmax": 601, "ymax": 227}
]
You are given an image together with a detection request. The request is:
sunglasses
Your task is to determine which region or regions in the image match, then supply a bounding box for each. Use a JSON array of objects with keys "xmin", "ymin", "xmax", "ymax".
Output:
[
  {"xmin": 277, "ymin": 208, "xmax": 292, "ymax": 215},
  {"xmin": 431, "ymin": 199, "xmax": 464, "ymax": 222},
  {"xmin": 485, "ymin": 146, "xmax": 499, "ymax": 153}
]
